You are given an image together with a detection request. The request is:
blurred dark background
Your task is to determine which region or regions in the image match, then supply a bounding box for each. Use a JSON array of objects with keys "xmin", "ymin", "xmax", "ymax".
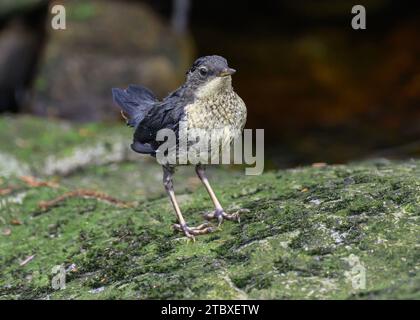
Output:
[{"xmin": 1, "ymin": 0, "xmax": 419, "ymax": 167}]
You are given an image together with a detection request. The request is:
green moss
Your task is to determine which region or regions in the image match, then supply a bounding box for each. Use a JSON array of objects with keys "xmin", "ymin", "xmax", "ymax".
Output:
[{"xmin": 0, "ymin": 115, "xmax": 128, "ymax": 173}]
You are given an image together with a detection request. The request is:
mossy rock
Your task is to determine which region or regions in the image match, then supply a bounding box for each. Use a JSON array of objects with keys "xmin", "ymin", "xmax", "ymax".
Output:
[{"xmin": 0, "ymin": 116, "xmax": 419, "ymax": 299}]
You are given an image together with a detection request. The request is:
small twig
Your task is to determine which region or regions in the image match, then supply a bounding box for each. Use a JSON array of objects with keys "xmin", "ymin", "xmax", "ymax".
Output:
[
  {"xmin": 1, "ymin": 176, "xmax": 58, "ymax": 198},
  {"xmin": 0, "ymin": 187, "xmax": 13, "ymax": 196},
  {"xmin": 20, "ymin": 255, "xmax": 35, "ymax": 266},
  {"xmin": 20, "ymin": 176, "xmax": 59, "ymax": 188},
  {"xmin": 0, "ymin": 176, "xmax": 59, "ymax": 198},
  {"xmin": 38, "ymin": 189, "xmax": 132, "ymax": 210}
]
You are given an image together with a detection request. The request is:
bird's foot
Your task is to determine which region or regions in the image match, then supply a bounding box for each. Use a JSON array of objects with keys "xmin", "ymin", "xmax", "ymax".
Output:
[
  {"xmin": 203, "ymin": 208, "xmax": 249, "ymax": 227},
  {"xmin": 173, "ymin": 222, "xmax": 215, "ymax": 241}
]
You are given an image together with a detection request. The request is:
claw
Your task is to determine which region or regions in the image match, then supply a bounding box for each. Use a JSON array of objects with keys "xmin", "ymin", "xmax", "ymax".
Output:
[
  {"xmin": 173, "ymin": 222, "xmax": 215, "ymax": 239},
  {"xmin": 204, "ymin": 208, "xmax": 245, "ymax": 226},
  {"xmin": 217, "ymin": 214, "xmax": 224, "ymax": 227}
]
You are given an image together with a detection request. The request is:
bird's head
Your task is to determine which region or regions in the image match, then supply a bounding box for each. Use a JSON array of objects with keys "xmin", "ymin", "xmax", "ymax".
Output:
[{"xmin": 186, "ymin": 55, "xmax": 236, "ymax": 98}]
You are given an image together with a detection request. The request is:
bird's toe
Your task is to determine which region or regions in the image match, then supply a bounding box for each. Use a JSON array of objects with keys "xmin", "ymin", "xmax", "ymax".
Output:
[
  {"xmin": 204, "ymin": 208, "xmax": 248, "ymax": 225},
  {"xmin": 173, "ymin": 222, "xmax": 215, "ymax": 239}
]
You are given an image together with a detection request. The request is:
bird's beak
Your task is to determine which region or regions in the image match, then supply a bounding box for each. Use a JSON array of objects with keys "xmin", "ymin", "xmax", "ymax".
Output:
[{"xmin": 218, "ymin": 68, "xmax": 236, "ymax": 77}]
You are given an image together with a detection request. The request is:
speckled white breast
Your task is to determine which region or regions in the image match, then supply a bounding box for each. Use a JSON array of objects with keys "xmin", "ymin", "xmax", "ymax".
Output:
[
  {"xmin": 176, "ymin": 76, "xmax": 247, "ymax": 164},
  {"xmin": 186, "ymin": 96, "xmax": 245, "ymax": 154}
]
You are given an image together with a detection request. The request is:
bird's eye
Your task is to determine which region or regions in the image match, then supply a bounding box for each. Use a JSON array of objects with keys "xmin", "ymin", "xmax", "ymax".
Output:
[{"xmin": 199, "ymin": 67, "xmax": 208, "ymax": 77}]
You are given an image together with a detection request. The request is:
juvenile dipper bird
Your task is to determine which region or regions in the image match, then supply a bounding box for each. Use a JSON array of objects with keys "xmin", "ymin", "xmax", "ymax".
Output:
[{"xmin": 112, "ymin": 55, "xmax": 247, "ymax": 239}]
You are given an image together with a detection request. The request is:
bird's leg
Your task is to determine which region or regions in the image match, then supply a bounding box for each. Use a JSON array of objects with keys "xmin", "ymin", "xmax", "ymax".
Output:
[
  {"xmin": 163, "ymin": 166, "xmax": 214, "ymax": 240},
  {"xmin": 195, "ymin": 164, "xmax": 241, "ymax": 226}
]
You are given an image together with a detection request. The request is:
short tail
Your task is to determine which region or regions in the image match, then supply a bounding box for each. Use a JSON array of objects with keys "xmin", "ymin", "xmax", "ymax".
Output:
[{"xmin": 112, "ymin": 85, "xmax": 157, "ymax": 128}]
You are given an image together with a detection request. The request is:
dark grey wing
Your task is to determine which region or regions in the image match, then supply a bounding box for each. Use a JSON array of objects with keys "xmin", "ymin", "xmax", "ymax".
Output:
[{"xmin": 132, "ymin": 86, "xmax": 194, "ymax": 154}]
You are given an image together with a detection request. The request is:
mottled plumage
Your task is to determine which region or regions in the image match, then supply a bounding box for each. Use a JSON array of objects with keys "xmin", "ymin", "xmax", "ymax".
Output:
[{"xmin": 112, "ymin": 55, "xmax": 247, "ymax": 239}]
